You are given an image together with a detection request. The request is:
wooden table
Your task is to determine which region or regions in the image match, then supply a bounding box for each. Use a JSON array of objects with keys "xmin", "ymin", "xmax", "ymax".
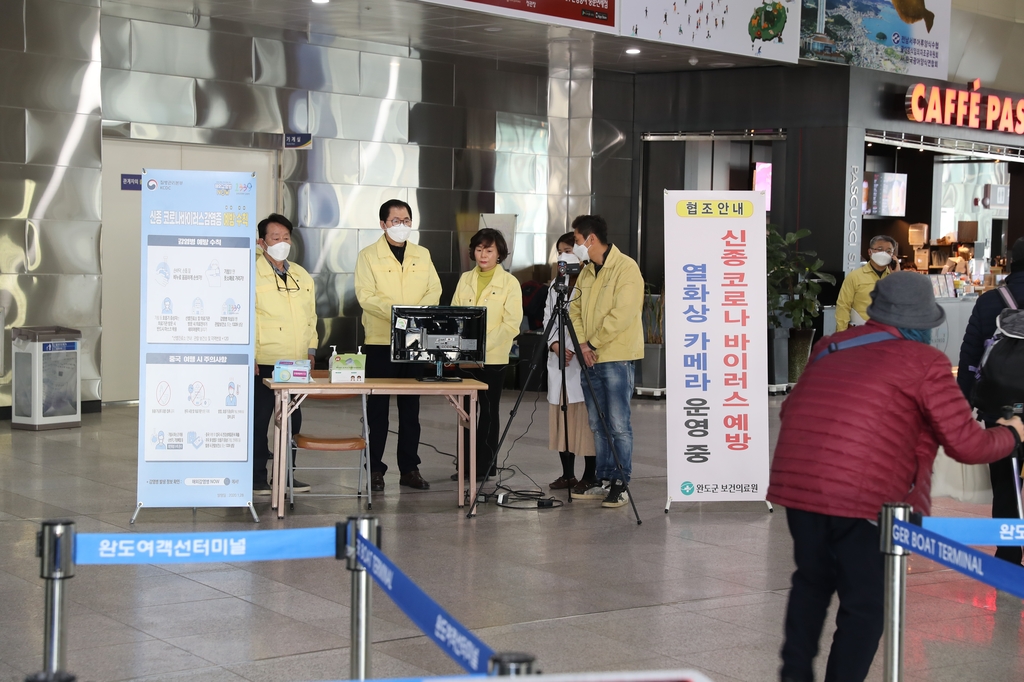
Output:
[{"xmin": 263, "ymin": 377, "xmax": 486, "ymax": 518}]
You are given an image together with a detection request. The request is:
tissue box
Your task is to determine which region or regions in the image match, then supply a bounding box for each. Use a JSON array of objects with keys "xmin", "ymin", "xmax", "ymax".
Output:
[
  {"xmin": 273, "ymin": 360, "xmax": 311, "ymax": 383},
  {"xmin": 331, "ymin": 354, "xmax": 366, "ymax": 383}
]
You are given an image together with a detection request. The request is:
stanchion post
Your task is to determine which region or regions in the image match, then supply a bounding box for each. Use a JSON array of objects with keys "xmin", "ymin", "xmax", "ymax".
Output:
[
  {"xmin": 489, "ymin": 652, "xmax": 536, "ymax": 675},
  {"xmin": 879, "ymin": 503, "xmax": 911, "ymax": 682},
  {"xmin": 27, "ymin": 520, "xmax": 77, "ymax": 682},
  {"xmin": 346, "ymin": 516, "xmax": 379, "ymax": 682}
]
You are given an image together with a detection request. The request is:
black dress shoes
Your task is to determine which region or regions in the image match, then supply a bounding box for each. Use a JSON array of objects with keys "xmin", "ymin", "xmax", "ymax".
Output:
[
  {"xmin": 399, "ymin": 469, "xmax": 430, "ymax": 489},
  {"xmin": 370, "ymin": 471, "xmax": 385, "ymax": 492}
]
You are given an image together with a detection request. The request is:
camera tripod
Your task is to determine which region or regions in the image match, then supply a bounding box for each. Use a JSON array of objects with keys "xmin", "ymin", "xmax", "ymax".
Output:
[{"xmin": 467, "ymin": 277, "xmax": 642, "ymax": 525}]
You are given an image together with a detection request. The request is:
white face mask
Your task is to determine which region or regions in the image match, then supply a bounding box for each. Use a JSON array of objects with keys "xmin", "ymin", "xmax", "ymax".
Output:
[
  {"xmin": 870, "ymin": 251, "xmax": 892, "ymax": 267},
  {"xmin": 572, "ymin": 239, "xmax": 591, "ymax": 263},
  {"xmin": 264, "ymin": 241, "xmax": 291, "ymax": 261},
  {"xmin": 386, "ymin": 225, "xmax": 411, "ymax": 243}
]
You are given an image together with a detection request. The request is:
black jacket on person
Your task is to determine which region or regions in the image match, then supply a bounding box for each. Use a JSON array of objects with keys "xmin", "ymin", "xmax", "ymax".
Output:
[{"xmin": 956, "ymin": 269, "xmax": 1024, "ymax": 417}]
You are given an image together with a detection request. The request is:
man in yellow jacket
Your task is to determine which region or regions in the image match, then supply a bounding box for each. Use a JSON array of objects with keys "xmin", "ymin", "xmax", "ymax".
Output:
[
  {"xmin": 253, "ymin": 213, "xmax": 318, "ymax": 496},
  {"xmin": 355, "ymin": 199, "xmax": 442, "ymax": 492},
  {"xmin": 835, "ymin": 236, "xmax": 898, "ymax": 331},
  {"xmin": 568, "ymin": 214, "xmax": 644, "ymax": 509}
]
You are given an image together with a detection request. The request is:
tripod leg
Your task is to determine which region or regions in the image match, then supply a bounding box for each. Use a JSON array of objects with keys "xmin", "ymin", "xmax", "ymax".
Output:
[{"xmin": 560, "ymin": 307, "xmax": 642, "ymax": 525}]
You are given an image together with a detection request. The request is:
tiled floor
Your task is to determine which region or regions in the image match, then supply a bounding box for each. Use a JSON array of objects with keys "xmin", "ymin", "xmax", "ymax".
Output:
[{"xmin": 1, "ymin": 392, "xmax": 1022, "ymax": 682}]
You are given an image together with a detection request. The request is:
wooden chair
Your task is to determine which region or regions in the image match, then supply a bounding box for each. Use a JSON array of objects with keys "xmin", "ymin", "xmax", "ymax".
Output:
[{"xmin": 285, "ymin": 370, "xmax": 371, "ymax": 509}]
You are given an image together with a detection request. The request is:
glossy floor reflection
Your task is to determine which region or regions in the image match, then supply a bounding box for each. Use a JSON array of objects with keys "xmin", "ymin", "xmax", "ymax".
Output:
[{"xmin": 1, "ymin": 393, "xmax": 1022, "ymax": 682}]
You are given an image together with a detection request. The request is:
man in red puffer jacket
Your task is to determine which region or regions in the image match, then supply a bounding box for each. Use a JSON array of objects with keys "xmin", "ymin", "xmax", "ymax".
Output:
[{"xmin": 768, "ymin": 271, "xmax": 1024, "ymax": 682}]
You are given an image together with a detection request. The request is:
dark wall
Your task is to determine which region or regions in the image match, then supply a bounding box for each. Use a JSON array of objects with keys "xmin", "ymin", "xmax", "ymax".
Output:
[
  {"xmin": 861, "ymin": 146, "xmax": 937, "ymax": 262},
  {"xmin": 593, "ymin": 70, "xmax": 635, "ymax": 253}
]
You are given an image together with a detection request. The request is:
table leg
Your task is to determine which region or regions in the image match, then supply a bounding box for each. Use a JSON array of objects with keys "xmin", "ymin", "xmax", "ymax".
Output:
[
  {"xmin": 468, "ymin": 391, "xmax": 478, "ymax": 510},
  {"xmin": 457, "ymin": 395, "xmax": 465, "ymax": 507},
  {"xmin": 276, "ymin": 391, "xmax": 290, "ymax": 518},
  {"xmin": 270, "ymin": 389, "xmax": 281, "ymax": 512}
]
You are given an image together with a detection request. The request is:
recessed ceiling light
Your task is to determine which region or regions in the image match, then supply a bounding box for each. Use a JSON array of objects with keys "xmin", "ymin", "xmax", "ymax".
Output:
[
  {"xmin": 709, "ymin": 62, "xmax": 734, "ymax": 67},
  {"xmin": 312, "ymin": 0, "xmax": 329, "ymax": 4},
  {"xmin": 484, "ymin": 26, "xmax": 502, "ymax": 32},
  {"xmin": 626, "ymin": 48, "xmax": 641, "ymax": 55},
  {"xmin": 688, "ymin": 56, "xmax": 699, "ymax": 66}
]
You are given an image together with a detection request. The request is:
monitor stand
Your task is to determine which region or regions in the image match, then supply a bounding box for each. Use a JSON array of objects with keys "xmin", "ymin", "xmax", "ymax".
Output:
[{"xmin": 418, "ymin": 360, "xmax": 462, "ymax": 382}]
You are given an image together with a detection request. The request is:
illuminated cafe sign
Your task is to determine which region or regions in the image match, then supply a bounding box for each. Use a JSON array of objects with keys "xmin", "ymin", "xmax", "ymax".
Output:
[{"xmin": 905, "ymin": 79, "xmax": 1024, "ymax": 134}]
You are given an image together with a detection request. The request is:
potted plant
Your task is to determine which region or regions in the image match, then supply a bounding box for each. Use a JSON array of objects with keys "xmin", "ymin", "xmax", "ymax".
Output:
[
  {"xmin": 767, "ymin": 225, "xmax": 835, "ymax": 383},
  {"xmin": 638, "ymin": 285, "xmax": 666, "ymax": 391}
]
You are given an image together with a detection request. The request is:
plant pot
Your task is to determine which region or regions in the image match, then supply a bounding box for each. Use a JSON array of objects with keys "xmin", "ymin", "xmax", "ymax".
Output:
[
  {"xmin": 639, "ymin": 343, "xmax": 666, "ymax": 389},
  {"xmin": 788, "ymin": 328, "xmax": 817, "ymax": 383},
  {"xmin": 768, "ymin": 327, "xmax": 790, "ymax": 385}
]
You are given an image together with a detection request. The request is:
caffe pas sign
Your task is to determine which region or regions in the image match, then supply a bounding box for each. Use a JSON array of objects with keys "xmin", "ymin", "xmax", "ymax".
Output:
[{"xmin": 906, "ymin": 79, "xmax": 1024, "ymax": 134}]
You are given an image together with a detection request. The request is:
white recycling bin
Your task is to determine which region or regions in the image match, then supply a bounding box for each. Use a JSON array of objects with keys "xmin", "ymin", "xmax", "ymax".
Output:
[{"xmin": 12, "ymin": 326, "xmax": 82, "ymax": 430}]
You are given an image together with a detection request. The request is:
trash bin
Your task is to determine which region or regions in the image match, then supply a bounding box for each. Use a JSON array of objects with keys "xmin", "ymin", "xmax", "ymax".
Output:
[{"xmin": 12, "ymin": 326, "xmax": 82, "ymax": 430}]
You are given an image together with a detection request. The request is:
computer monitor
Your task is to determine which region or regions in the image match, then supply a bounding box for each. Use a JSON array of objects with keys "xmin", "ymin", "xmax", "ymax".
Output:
[{"xmin": 390, "ymin": 306, "xmax": 488, "ymax": 382}]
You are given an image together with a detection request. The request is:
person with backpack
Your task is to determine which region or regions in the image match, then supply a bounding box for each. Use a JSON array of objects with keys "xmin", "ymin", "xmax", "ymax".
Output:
[
  {"xmin": 769, "ymin": 271, "xmax": 1024, "ymax": 682},
  {"xmin": 956, "ymin": 237, "xmax": 1024, "ymax": 567}
]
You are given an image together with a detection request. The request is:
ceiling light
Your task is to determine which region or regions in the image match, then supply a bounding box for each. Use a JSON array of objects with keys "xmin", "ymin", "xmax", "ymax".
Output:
[
  {"xmin": 709, "ymin": 62, "xmax": 734, "ymax": 67},
  {"xmin": 867, "ymin": 142, "xmax": 873, "ymax": 146},
  {"xmin": 484, "ymin": 26, "xmax": 502, "ymax": 32},
  {"xmin": 312, "ymin": 0, "xmax": 329, "ymax": 4},
  {"xmin": 688, "ymin": 56, "xmax": 699, "ymax": 66},
  {"xmin": 626, "ymin": 48, "xmax": 641, "ymax": 55}
]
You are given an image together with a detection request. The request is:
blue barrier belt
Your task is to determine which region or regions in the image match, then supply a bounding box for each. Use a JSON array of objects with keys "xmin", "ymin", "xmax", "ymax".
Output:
[
  {"xmin": 76, "ymin": 527, "xmax": 335, "ymax": 564},
  {"xmin": 922, "ymin": 517, "xmax": 1024, "ymax": 546},
  {"xmin": 355, "ymin": 535, "xmax": 494, "ymax": 674},
  {"xmin": 892, "ymin": 519, "xmax": 1024, "ymax": 599}
]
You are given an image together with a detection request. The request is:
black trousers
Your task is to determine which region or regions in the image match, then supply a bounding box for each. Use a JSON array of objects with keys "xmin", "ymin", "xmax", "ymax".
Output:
[
  {"xmin": 990, "ymin": 453, "xmax": 1024, "ymax": 565},
  {"xmin": 781, "ymin": 508, "xmax": 884, "ymax": 682},
  {"xmin": 458, "ymin": 365, "xmax": 507, "ymax": 474},
  {"xmin": 365, "ymin": 345, "xmax": 422, "ymax": 475},
  {"xmin": 252, "ymin": 364, "xmax": 302, "ymax": 487}
]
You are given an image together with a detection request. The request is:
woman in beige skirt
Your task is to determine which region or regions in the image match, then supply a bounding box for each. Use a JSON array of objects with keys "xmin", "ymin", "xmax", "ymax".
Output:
[{"xmin": 545, "ymin": 233, "xmax": 596, "ymax": 489}]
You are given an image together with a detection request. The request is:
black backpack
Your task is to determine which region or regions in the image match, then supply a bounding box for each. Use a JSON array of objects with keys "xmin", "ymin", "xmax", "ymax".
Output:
[{"xmin": 971, "ymin": 287, "xmax": 1024, "ymax": 415}]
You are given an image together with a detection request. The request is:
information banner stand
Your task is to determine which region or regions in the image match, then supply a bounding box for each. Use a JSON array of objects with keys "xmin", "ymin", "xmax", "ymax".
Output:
[
  {"xmin": 134, "ymin": 170, "xmax": 257, "ymax": 523},
  {"xmin": 663, "ymin": 191, "xmax": 770, "ymax": 512}
]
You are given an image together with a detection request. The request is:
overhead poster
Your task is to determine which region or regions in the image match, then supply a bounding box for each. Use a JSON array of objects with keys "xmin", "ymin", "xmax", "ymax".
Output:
[
  {"xmin": 621, "ymin": 1, "xmax": 798, "ymax": 64},
  {"xmin": 664, "ymin": 191, "xmax": 769, "ymax": 507},
  {"xmin": 138, "ymin": 170, "xmax": 256, "ymax": 512},
  {"xmin": 800, "ymin": 0, "xmax": 950, "ymax": 78},
  {"xmin": 422, "ymin": 0, "xmax": 617, "ymax": 33}
]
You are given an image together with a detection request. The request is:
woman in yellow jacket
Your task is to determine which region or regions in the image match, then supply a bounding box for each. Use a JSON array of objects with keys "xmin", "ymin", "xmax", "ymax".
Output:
[{"xmin": 451, "ymin": 229, "xmax": 523, "ymax": 479}]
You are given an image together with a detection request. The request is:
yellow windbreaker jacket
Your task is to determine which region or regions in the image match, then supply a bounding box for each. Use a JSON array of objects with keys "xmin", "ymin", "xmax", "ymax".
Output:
[
  {"xmin": 354, "ymin": 234, "xmax": 442, "ymax": 345},
  {"xmin": 452, "ymin": 266, "xmax": 523, "ymax": 365},
  {"xmin": 835, "ymin": 262, "xmax": 891, "ymax": 331},
  {"xmin": 569, "ymin": 244, "xmax": 645, "ymax": 363},
  {"xmin": 254, "ymin": 254, "xmax": 318, "ymax": 365}
]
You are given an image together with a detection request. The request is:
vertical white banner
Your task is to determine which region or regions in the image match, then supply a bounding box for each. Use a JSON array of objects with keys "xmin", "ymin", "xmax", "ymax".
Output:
[{"xmin": 664, "ymin": 191, "xmax": 769, "ymax": 505}]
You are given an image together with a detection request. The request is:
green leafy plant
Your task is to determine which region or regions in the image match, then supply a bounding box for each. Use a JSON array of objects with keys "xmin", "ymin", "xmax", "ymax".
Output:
[
  {"xmin": 767, "ymin": 224, "xmax": 836, "ymax": 330},
  {"xmin": 642, "ymin": 285, "xmax": 664, "ymax": 344}
]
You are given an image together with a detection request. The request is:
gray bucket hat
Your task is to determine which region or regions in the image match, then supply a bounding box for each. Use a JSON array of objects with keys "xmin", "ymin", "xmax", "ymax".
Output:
[{"xmin": 866, "ymin": 271, "xmax": 946, "ymax": 330}]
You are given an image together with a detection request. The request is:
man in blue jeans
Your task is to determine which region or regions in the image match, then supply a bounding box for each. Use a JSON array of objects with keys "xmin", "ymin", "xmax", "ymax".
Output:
[{"xmin": 568, "ymin": 215, "xmax": 645, "ymax": 508}]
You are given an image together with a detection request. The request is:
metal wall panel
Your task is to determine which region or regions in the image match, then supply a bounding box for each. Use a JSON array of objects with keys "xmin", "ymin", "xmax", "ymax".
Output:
[
  {"xmin": 102, "ymin": 69, "xmax": 196, "ymax": 127},
  {"xmin": 495, "ymin": 112, "xmax": 548, "ymax": 154},
  {"xmin": 454, "ymin": 66, "xmax": 540, "ymax": 116},
  {"xmin": 0, "ymin": 219, "xmax": 26, "ymax": 273},
  {"xmin": 593, "ymin": 118, "xmax": 630, "ymax": 159},
  {"xmin": 294, "ymin": 226, "xmax": 361, "ymax": 275},
  {"xmin": 592, "ymin": 157, "xmax": 633, "ymax": 198},
  {"xmin": 496, "ymin": 193, "xmax": 547, "ymax": 234},
  {"xmin": 417, "ymin": 146, "xmax": 453, "ymax": 190},
  {"xmin": 302, "ymin": 183, "xmax": 407, "ymax": 229},
  {"xmin": 569, "ymin": 117, "xmax": 593, "ymax": 157},
  {"xmin": 568, "ymin": 157, "xmax": 592, "ymax": 196},
  {"xmin": 253, "ymin": 38, "xmax": 359, "ymax": 95},
  {"xmin": 548, "ymin": 117, "xmax": 569, "ymax": 157},
  {"xmin": 25, "ymin": 219, "xmax": 102, "ymax": 275},
  {"xmin": 0, "ymin": 52, "xmax": 101, "ymax": 114},
  {"xmin": 453, "ymin": 149, "xmax": 495, "ymax": 192},
  {"xmin": 129, "ymin": 122, "xmax": 261, "ymax": 148},
  {"xmin": 409, "ymin": 103, "xmax": 457, "ymax": 148},
  {"xmin": 25, "ymin": 0, "xmax": 100, "ymax": 61},
  {"xmin": 360, "ymin": 53, "xmax": 423, "ymax": 103},
  {"xmin": 100, "ymin": 15, "xmax": 130, "ymax": 70},
  {"xmin": 409, "ymin": 189, "xmax": 455, "ymax": 234},
  {"xmin": 359, "ymin": 141, "xmax": 419, "ymax": 188},
  {"xmin": 313, "ymin": 272, "xmax": 358, "ymax": 318},
  {"xmin": 195, "ymin": 80, "xmax": 304, "ymax": 133},
  {"xmin": 0, "ymin": 108, "xmax": 26, "ymax": 164},
  {"xmin": 0, "ymin": 0, "xmax": 25, "ymax": 52},
  {"xmin": 0, "ymin": 165, "xmax": 101, "ymax": 221},
  {"xmin": 594, "ymin": 72, "xmax": 634, "ymax": 122},
  {"xmin": 548, "ymin": 78, "xmax": 569, "ymax": 119},
  {"xmin": 281, "ymin": 138, "xmax": 359, "ymax": 185},
  {"xmin": 494, "ymin": 152, "xmax": 538, "ymax": 194},
  {"xmin": 308, "ymin": 92, "xmax": 409, "ymax": 143},
  {"xmin": 547, "ymin": 155, "xmax": 568, "ymax": 197},
  {"xmin": 413, "ymin": 230, "xmax": 453, "ymax": 273},
  {"xmin": 1, "ymin": 274, "xmax": 101, "ymax": 327},
  {"xmin": 569, "ymin": 78, "xmax": 594, "ymax": 119},
  {"xmin": 456, "ymin": 108, "xmax": 496, "ymax": 151},
  {"xmin": 26, "ymin": 112, "xmax": 102, "ymax": 168},
  {"xmin": 131, "ymin": 22, "xmax": 252, "ymax": 82}
]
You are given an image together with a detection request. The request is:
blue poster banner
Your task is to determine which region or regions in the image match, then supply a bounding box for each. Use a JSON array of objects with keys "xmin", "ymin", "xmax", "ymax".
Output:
[
  {"xmin": 138, "ymin": 170, "xmax": 256, "ymax": 509},
  {"xmin": 922, "ymin": 517, "xmax": 1024, "ymax": 546},
  {"xmin": 77, "ymin": 528, "xmax": 335, "ymax": 564},
  {"xmin": 892, "ymin": 519, "xmax": 1024, "ymax": 599},
  {"xmin": 355, "ymin": 536, "xmax": 495, "ymax": 674}
]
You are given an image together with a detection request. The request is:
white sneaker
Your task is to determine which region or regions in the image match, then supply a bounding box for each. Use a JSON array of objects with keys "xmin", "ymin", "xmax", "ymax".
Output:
[{"xmin": 571, "ymin": 479, "xmax": 609, "ymax": 501}]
